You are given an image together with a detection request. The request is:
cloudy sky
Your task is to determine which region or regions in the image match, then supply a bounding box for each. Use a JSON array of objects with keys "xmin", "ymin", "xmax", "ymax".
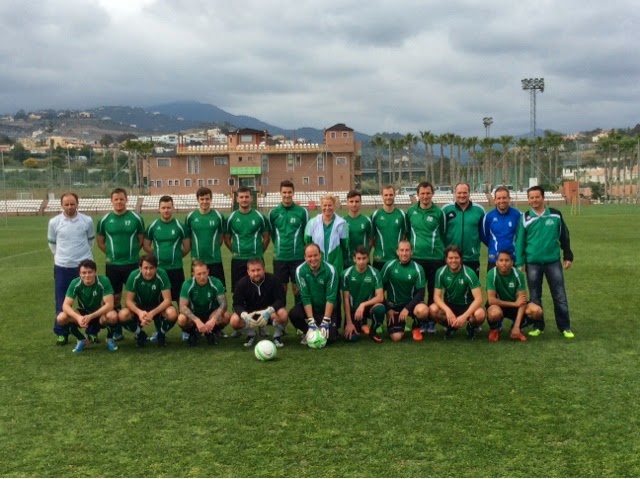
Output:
[{"xmin": 1, "ymin": 0, "xmax": 638, "ymax": 137}]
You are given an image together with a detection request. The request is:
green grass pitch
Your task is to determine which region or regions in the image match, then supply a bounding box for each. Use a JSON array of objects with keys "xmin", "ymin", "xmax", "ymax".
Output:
[{"xmin": 1, "ymin": 205, "xmax": 640, "ymax": 477}]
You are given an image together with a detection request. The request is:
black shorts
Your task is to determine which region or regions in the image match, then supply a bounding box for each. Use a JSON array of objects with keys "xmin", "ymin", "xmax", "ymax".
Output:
[
  {"xmin": 231, "ymin": 259, "xmax": 248, "ymax": 292},
  {"xmin": 448, "ymin": 303, "xmax": 473, "ymax": 317},
  {"xmin": 498, "ymin": 306, "xmax": 519, "ymax": 321},
  {"xmin": 206, "ymin": 262, "xmax": 226, "ymax": 289},
  {"xmin": 165, "ymin": 268, "xmax": 185, "ymax": 302},
  {"xmin": 106, "ymin": 264, "xmax": 138, "ymax": 295},
  {"xmin": 273, "ymin": 260, "xmax": 303, "ymax": 284},
  {"xmin": 386, "ymin": 310, "xmax": 406, "ymax": 335}
]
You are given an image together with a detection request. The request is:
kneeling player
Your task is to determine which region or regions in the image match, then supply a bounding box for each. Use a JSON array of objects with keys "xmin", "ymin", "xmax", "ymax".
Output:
[
  {"xmin": 486, "ymin": 251, "xmax": 543, "ymax": 342},
  {"xmin": 177, "ymin": 261, "xmax": 231, "ymax": 346},
  {"xmin": 56, "ymin": 259, "xmax": 119, "ymax": 353},
  {"xmin": 430, "ymin": 246, "xmax": 486, "ymax": 339},
  {"xmin": 342, "ymin": 246, "xmax": 386, "ymax": 342},
  {"xmin": 229, "ymin": 258, "xmax": 288, "ymax": 348},
  {"xmin": 381, "ymin": 241, "xmax": 429, "ymax": 343},
  {"xmin": 118, "ymin": 254, "xmax": 178, "ymax": 347}
]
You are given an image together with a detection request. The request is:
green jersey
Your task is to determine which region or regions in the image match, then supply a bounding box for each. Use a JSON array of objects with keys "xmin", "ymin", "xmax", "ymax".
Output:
[
  {"xmin": 342, "ymin": 265, "xmax": 382, "ymax": 310},
  {"xmin": 185, "ymin": 209, "xmax": 226, "ymax": 264},
  {"xmin": 441, "ymin": 202, "xmax": 485, "ymax": 262},
  {"xmin": 96, "ymin": 210, "xmax": 145, "ymax": 266},
  {"xmin": 125, "ymin": 267, "xmax": 171, "ymax": 309},
  {"xmin": 145, "ymin": 218, "xmax": 187, "ymax": 270},
  {"xmin": 226, "ymin": 209, "xmax": 270, "ymax": 260},
  {"xmin": 269, "ymin": 203, "xmax": 308, "ymax": 261},
  {"xmin": 515, "ymin": 207, "xmax": 574, "ymax": 267},
  {"xmin": 65, "ymin": 275, "xmax": 114, "ymax": 313},
  {"xmin": 406, "ymin": 203, "xmax": 445, "ymax": 261},
  {"xmin": 344, "ymin": 214, "xmax": 373, "ymax": 266},
  {"xmin": 486, "ymin": 267, "xmax": 526, "ymax": 302},
  {"xmin": 434, "ymin": 265, "xmax": 481, "ymax": 305},
  {"xmin": 179, "ymin": 276, "xmax": 226, "ymax": 318},
  {"xmin": 381, "ymin": 259, "xmax": 426, "ymax": 308},
  {"xmin": 295, "ymin": 261, "xmax": 338, "ymax": 314},
  {"xmin": 371, "ymin": 208, "xmax": 407, "ymax": 263}
]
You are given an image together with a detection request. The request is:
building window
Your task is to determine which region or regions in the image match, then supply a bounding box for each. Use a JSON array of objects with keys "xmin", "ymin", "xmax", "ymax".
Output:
[
  {"xmin": 261, "ymin": 177, "xmax": 269, "ymax": 186},
  {"xmin": 187, "ymin": 156, "xmax": 200, "ymax": 174},
  {"xmin": 228, "ymin": 178, "xmax": 235, "ymax": 186},
  {"xmin": 149, "ymin": 180, "xmax": 156, "ymax": 187},
  {"xmin": 318, "ymin": 176, "xmax": 325, "ymax": 186},
  {"xmin": 330, "ymin": 132, "xmax": 336, "ymax": 139},
  {"xmin": 261, "ymin": 154, "xmax": 269, "ymax": 172},
  {"xmin": 168, "ymin": 180, "xmax": 174, "ymax": 187},
  {"xmin": 214, "ymin": 156, "xmax": 228, "ymax": 165},
  {"xmin": 287, "ymin": 154, "xmax": 294, "ymax": 172},
  {"xmin": 185, "ymin": 179, "xmax": 192, "ymax": 187},
  {"xmin": 303, "ymin": 177, "xmax": 309, "ymax": 185},
  {"xmin": 156, "ymin": 180, "xmax": 163, "ymax": 187},
  {"xmin": 336, "ymin": 157, "xmax": 347, "ymax": 166},
  {"xmin": 157, "ymin": 158, "xmax": 171, "ymax": 167},
  {"xmin": 342, "ymin": 131, "xmax": 349, "ymax": 138},
  {"xmin": 240, "ymin": 134, "xmax": 253, "ymax": 143},
  {"xmin": 175, "ymin": 179, "xmax": 180, "ymax": 186},
  {"xmin": 317, "ymin": 156, "xmax": 325, "ymax": 171},
  {"xmin": 208, "ymin": 178, "xmax": 219, "ymax": 186},
  {"xmin": 198, "ymin": 179, "xmax": 204, "ymax": 187},
  {"xmin": 296, "ymin": 155, "xmax": 302, "ymax": 166}
]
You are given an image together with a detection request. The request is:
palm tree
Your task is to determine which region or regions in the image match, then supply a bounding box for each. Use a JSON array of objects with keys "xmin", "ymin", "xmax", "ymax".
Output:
[
  {"xmin": 440, "ymin": 133, "xmax": 456, "ymax": 186},
  {"xmin": 404, "ymin": 132, "xmax": 418, "ymax": 184},
  {"xmin": 479, "ymin": 137, "xmax": 497, "ymax": 192},
  {"xmin": 515, "ymin": 138, "xmax": 529, "ymax": 191},
  {"xmin": 543, "ymin": 131, "xmax": 563, "ymax": 186},
  {"xmin": 370, "ymin": 135, "xmax": 386, "ymax": 190},
  {"xmin": 419, "ymin": 130, "xmax": 436, "ymax": 182},
  {"xmin": 498, "ymin": 135, "xmax": 514, "ymax": 187},
  {"xmin": 453, "ymin": 135, "xmax": 463, "ymax": 183},
  {"xmin": 464, "ymin": 136, "xmax": 479, "ymax": 189},
  {"xmin": 435, "ymin": 134, "xmax": 445, "ymax": 186}
]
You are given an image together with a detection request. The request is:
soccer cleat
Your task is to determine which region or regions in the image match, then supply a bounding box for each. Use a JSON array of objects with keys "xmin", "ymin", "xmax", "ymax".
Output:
[
  {"xmin": 56, "ymin": 335, "xmax": 68, "ymax": 346},
  {"xmin": 226, "ymin": 330, "xmax": 242, "ymax": 338},
  {"xmin": 488, "ymin": 328, "xmax": 500, "ymax": 342},
  {"xmin": 149, "ymin": 331, "xmax": 158, "ymax": 343},
  {"xmin": 188, "ymin": 330, "xmax": 199, "ymax": 347},
  {"xmin": 426, "ymin": 322, "xmax": 437, "ymax": 334},
  {"xmin": 135, "ymin": 330, "xmax": 148, "ymax": 348},
  {"xmin": 72, "ymin": 338, "xmax": 89, "ymax": 353},
  {"xmin": 244, "ymin": 334, "xmax": 257, "ymax": 348},
  {"xmin": 273, "ymin": 336, "xmax": 284, "ymax": 348},
  {"xmin": 361, "ymin": 324, "xmax": 371, "ymax": 335},
  {"xmin": 375, "ymin": 325, "xmax": 383, "ymax": 335},
  {"xmin": 106, "ymin": 338, "xmax": 118, "ymax": 352},
  {"xmin": 512, "ymin": 332, "xmax": 527, "ymax": 342},
  {"xmin": 205, "ymin": 333, "xmax": 218, "ymax": 345},
  {"xmin": 157, "ymin": 332, "xmax": 167, "ymax": 347},
  {"xmin": 404, "ymin": 324, "xmax": 411, "ymax": 333},
  {"xmin": 259, "ymin": 327, "xmax": 269, "ymax": 337},
  {"xmin": 466, "ymin": 323, "xmax": 476, "ymax": 340},
  {"xmin": 369, "ymin": 329, "xmax": 383, "ymax": 343},
  {"xmin": 475, "ymin": 325, "xmax": 483, "ymax": 333},
  {"xmin": 412, "ymin": 328, "xmax": 423, "ymax": 342},
  {"xmin": 444, "ymin": 327, "xmax": 456, "ymax": 340},
  {"xmin": 113, "ymin": 331, "xmax": 125, "ymax": 342},
  {"xmin": 88, "ymin": 333, "xmax": 100, "ymax": 344},
  {"xmin": 300, "ymin": 333, "xmax": 308, "ymax": 345},
  {"xmin": 528, "ymin": 328, "xmax": 544, "ymax": 337},
  {"xmin": 181, "ymin": 331, "xmax": 190, "ymax": 342},
  {"xmin": 562, "ymin": 330, "xmax": 575, "ymax": 339}
]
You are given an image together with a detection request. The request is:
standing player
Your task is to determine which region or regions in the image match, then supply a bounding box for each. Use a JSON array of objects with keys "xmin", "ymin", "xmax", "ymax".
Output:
[
  {"xmin": 118, "ymin": 254, "xmax": 178, "ymax": 347},
  {"xmin": 229, "ymin": 258, "xmax": 289, "ymax": 348},
  {"xmin": 143, "ymin": 195, "xmax": 190, "ymax": 303},
  {"xmin": 225, "ymin": 186, "xmax": 270, "ymax": 291},
  {"xmin": 405, "ymin": 181, "xmax": 446, "ymax": 334},
  {"xmin": 343, "ymin": 190, "xmax": 373, "ymax": 268},
  {"xmin": 486, "ymin": 251, "xmax": 543, "ymax": 342},
  {"xmin": 269, "ymin": 180, "xmax": 308, "ymax": 298},
  {"xmin": 177, "ymin": 261, "xmax": 231, "ymax": 347},
  {"xmin": 56, "ymin": 259, "xmax": 119, "ymax": 353},
  {"xmin": 96, "ymin": 187, "xmax": 145, "ymax": 341},
  {"xmin": 429, "ymin": 246, "xmax": 485, "ymax": 340},
  {"xmin": 289, "ymin": 243, "xmax": 339, "ymax": 344},
  {"xmin": 184, "ymin": 187, "xmax": 227, "ymax": 287},
  {"xmin": 381, "ymin": 241, "xmax": 429, "ymax": 342},
  {"xmin": 342, "ymin": 246, "xmax": 386, "ymax": 343},
  {"xmin": 515, "ymin": 186, "xmax": 575, "ymax": 339},
  {"xmin": 48, "ymin": 192, "xmax": 96, "ymax": 345},
  {"xmin": 481, "ymin": 187, "xmax": 521, "ymax": 270},
  {"xmin": 442, "ymin": 183, "xmax": 485, "ymax": 277},
  {"xmin": 371, "ymin": 185, "xmax": 407, "ymax": 271}
]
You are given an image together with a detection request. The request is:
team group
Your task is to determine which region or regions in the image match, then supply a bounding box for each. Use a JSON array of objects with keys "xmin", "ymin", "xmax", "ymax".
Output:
[{"xmin": 47, "ymin": 180, "xmax": 574, "ymax": 353}]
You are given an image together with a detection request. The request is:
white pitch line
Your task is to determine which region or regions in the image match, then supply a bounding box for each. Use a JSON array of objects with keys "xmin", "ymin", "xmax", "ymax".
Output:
[{"xmin": 0, "ymin": 248, "xmax": 49, "ymax": 262}]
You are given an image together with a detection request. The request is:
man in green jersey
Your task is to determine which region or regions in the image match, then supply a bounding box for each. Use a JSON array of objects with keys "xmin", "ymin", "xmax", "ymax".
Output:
[
  {"xmin": 144, "ymin": 195, "xmax": 190, "ymax": 302},
  {"xmin": 96, "ymin": 187, "xmax": 145, "ymax": 341},
  {"xmin": 515, "ymin": 185, "xmax": 574, "ymax": 339},
  {"xmin": 56, "ymin": 259, "xmax": 119, "ymax": 353},
  {"xmin": 269, "ymin": 180, "xmax": 308, "ymax": 298},
  {"xmin": 381, "ymin": 241, "xmax": 429, "ymax": 343},
  {"xmin": 429, "ymin": 246, "xmax": 485, "ymax": 340},
  {"xmin": 225, "ymin": 186, "xmax": 270, "ymax": 292},
  {"xmin": 185, "ymin": 187, "xmax": 227, "ymax": 288},
  {"xmin": 118, "ymin": 254, "xmax": 178, "ymax": 347},
  {"xmin": 371, "ymin": 185, "xmax": 407, "ymax": 271},
  {"xmin": 177, "ymin": 261, "xmax": 230, "ymax": 347},
  {"xmin": 289, "ymin": 243, "xmax": 339, "ymax": 344},
  {"xmin": 343, "ymin": 190, "xmax": 373, "ymax": 268},
  {"xmin": 486, "ymin": 251, "xmax": 542, "ymax": 342},
  {"xmin": 342, "ymin": 246, "xmax": 386, "ymax": 343}
]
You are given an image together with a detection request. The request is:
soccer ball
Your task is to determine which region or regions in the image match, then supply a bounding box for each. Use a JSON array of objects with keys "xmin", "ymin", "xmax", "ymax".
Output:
[
  {"xmin": 254, "ymin": 340, "xmax": 278, "ymax": 361},
  {"xmin": 307, "ymin": 329, "xmax": 327, "ymax": 349}
]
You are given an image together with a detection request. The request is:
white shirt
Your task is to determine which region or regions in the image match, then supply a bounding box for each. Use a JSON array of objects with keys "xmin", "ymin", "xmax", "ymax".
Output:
[{"xmin": 47, "ymin": 212, "xmax": 95, "ymax": 267}]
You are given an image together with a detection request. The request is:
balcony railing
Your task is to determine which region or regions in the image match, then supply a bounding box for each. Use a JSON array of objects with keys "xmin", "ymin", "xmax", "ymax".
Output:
[{"xmin": 176, "ymin": 143, "xmax": 327, "ymax": 155}]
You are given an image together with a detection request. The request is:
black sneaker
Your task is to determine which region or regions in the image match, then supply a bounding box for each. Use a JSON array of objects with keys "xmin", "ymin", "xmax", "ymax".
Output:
[
  {"xmin": 188, "ymin": 330, "xmax": 199, "ymax": 347},
  {"xmin": 88, "ymin": 334, "xmax": 100, "ymax": 344},
  {"xmin": 465, "ymin": 322, "xmax": 476, "ymax": 340},
  {"xmin": 157, "ymin": 331, "xmax": 167, "ymax": 347},
  {"xmin": 135, "ymin": 330, "xmax": 148, "ymax": 348},
  {"xmin": 205, "ymin": 333, "xmax": 218, "ymax": 345}
]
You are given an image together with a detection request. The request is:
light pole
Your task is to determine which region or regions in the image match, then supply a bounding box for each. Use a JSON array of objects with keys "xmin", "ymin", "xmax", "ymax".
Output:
[
  {"xmin": 482, "ymin": 117, "xmax": 493, "ymax": 138},
  {"xmin": 521, "ymin": 78, "xmax": 544, "ymax": 182}
]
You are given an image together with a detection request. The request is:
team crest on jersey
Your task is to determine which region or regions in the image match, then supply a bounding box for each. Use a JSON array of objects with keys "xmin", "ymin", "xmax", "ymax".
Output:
[
  {"xmin": 459, "ymin": 279, "xmax": 464, "ymax": 284},
  {"xmin": 151, "ymin": 285, "xmax": 157, "ymax": 290},
  {"xmin": 395, "ymin": 219, "xmax": 399, "ymax": 224},
  {"xmin": 207, "ymin": 293, "xmax": 211, "ymax": 298},
  {"xmin": 125, "ymin": 220, "xmax": 131, "ymax": 226},
  {"xmin": 364, "ymin": 276, "xmax": 372, "ymax": 283},
  {"xmin": 93, "ymin": 291, "xmax": 98, "ymax": 296},
  {"xmin": 407, "ymin": 274, "xmax": 412, "ymax": 280},
  {"xmin": 545, "ymin": 219, "xmax": 554, "ymax": 226},
  {"xmin": 361, "ymin": 224, "xmax": 365, "ymax": 229},
  {"xmin": 252, "ymin": 220, "xmax": 256, "ymax": 225},
  {"xmin": 318, "ymin": 279, "xmax": 325, "ymax": 285},
  {"xmin": 427, "ymin": 217, "xmax": 433, "ymax": 222},
  {"xmin": 172, "ymin": 229, "xmax": 176, "ymax": 235}
]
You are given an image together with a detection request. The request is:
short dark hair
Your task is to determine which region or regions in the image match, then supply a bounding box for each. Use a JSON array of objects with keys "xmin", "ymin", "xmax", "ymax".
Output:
[
  {"xmin": 159, "ymin": 195, "xmax": 173, "ymax": 206},
  {"xmin": 417, "ymin": 181, "xmax": 433, "ymax": 193},
  {"xmin": 237, "ymin": 186, "xmax": 252, "ymax": 195},
  {"xmin": 60, "ymin": 192, "xmax": 78, "ymax": 204},
  {"xmin": 497, "ymin": 250, "xmax": 514, "ymax": 261},
  {"xmin": 527, "ymin": 185, "xmax": 545, "ymax": 197},
  {"xmin": 347, "ymin": 190, "xmax": 362, "ymax": 199},
  {"xmin": 139, "ymin": 254, "xmax": 158, "ymax": 268},
  {"xmin": 280, "ymin": 180, "xmax": 294, "ymax": 191},
  {"xmin": 196, "ymin": 187, "xmax": 212, "ymax": 199},
  {"xmin": 247, "ymin": 257, "xmax": 265, "ymax": 268},
  {"xmin": 494, "ymin": 186, "xmax": 510, "ymax": 197},
  {"xmin": 445, "ymin": 245, "xmax": 463, "ymax": 258},
  {"xmin": 353, "ymin": 245, "xmax": 369, "ymax": 257},
  {"xmin": 79, "ymin": 259, "xmax": 97, "ymax": 271},
  {"xmin": 111, "ymin": 188, "xmax": 128, "ymax": 199}
]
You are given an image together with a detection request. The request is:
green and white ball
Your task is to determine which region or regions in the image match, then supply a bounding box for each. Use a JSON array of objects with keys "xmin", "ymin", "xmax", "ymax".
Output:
[
  {"xmin": 307, "ymin": 329, "xmax": 327, "ymax": 349},
  {"xmin": 254, "ymin": 340, "xmax": 278, "ymax": 361}
]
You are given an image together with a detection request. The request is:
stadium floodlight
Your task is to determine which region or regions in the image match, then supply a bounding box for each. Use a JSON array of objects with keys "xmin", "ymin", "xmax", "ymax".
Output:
[
  {"xmin": 482, "ymin": 117, "xmax": 493, "ymax": 138},
  {"xmin": 522, "ymin": 78, "xmax": 545, "ymax": 179}
]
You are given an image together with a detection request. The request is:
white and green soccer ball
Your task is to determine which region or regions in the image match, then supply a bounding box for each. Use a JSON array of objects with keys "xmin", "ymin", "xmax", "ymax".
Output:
[
  {"xmin": 254, "ymin": 339, "xmax": 278, "ymax": 361},
  {"xmin": 306, "ymin": 329, "xmax": 327, "ymax": 349}
]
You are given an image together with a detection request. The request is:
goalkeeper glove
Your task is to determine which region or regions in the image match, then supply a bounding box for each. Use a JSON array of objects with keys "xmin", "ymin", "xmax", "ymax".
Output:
[
  {"xmin": 306, "ymin": 318, "xmax": 317, "ymax": 330},
  {"xmin": 320, "ymin": 317, "xmax": 331, "ymax": 339},
  {"xmin": 260, "ymin": 307, "xmax": 274, "ymax": 321},
  {"xmin": 255, "ymin": 310, "xmax": 268, "ymax": 328}
]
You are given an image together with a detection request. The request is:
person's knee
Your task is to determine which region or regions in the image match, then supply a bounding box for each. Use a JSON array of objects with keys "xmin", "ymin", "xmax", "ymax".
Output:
[
  {"xmin": 487, "ymin": 306, "xmax": 502, "ymax": 323},
  {"xmin": 390, "ymin": 332, "xmax": 403, "ymax": 342},
  {"xmin": 165, "ymin": 306, "xmax": 178, "ymax": 321},
  {"xmin": 177, "ymin": 313, "xmax": 189, "ymax": 328},
  {"xmin": 229, "ymin": 313, "xmax": 244, "ymax": 330},
  {"xmin": 414, "ymin": 303, "xmax": 429, "ymax": 320},
  {"xmin": 275, "ymin": 309, "xmax": 288, "ymax": 324},
  {"xmin": 526, "ymin": 303, "xmax": 543, "ymax": 319},
  {"xmin": 56, "ymin": 312, "xmax": 67, "ymax": 325}
]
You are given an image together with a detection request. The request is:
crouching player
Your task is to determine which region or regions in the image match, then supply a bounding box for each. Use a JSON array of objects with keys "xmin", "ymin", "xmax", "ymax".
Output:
[
  {"xmin": 486, "ymin": 250, "xmax": 543, "ymax": 342},
  {"xmin": 430, "ymin": 246, "xmax": 485, "ymax": 340},
  {"xmin": 229, "ymin": 258, "xmax": 288, "ymax": 348},
  {"xmin": 342, "ymin": 246, "xmax": 386, "ymax": 343},
  {"xmin": 118, "ymin": 254, "xmax": 178, "ymax": 347},
  {"xmin": 289, "ymin": 243, "xmax": 339, "ymax": 344},
  {"xmin": 178, "ymin": 261, "xmax": 230, "ymax": 347},
  {"xmin": 380, "ymin": 241, "xmax": 429, "ymax": 343},
  {"xmin": 56, "ymin": 259, "xmax": 119, "ymax": 353}
]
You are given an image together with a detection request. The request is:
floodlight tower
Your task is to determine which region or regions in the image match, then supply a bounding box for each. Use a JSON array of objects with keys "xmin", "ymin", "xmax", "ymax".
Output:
[
  {"xmin": 521, "ymin": 77, "xmax": 544, "ymax": 181},
  {"xmin": 482, "ymin": 117, "xmax": 493, "ymax": 138}
]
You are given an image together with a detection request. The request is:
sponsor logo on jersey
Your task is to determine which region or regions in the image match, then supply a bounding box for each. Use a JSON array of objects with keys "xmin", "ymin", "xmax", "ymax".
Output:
[
  {"xmin": 364, "ymin": 276, "xmax": 372, "ymax": 283},
  {"xmin": 427, "ymin": 216, "xmax": 433, "ymax": 222},
  {"xmin": 508, "ymin": 221, "xmax": 512, "ymax": 227}
]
